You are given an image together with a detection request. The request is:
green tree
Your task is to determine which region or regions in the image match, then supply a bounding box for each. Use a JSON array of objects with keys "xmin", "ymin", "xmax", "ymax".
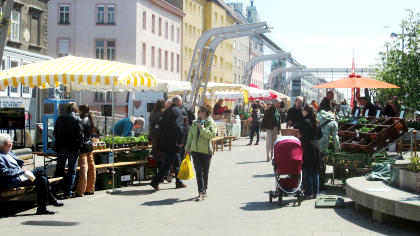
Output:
[{"xmin": 373, "ymin": 10, "xmax": 420, "ymax": 111}]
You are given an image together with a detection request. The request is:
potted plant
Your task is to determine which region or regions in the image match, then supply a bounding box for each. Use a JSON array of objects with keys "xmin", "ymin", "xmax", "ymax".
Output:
[{"xmin": 390, "ymin": 154, "xmax": 420, "ymax": 194}]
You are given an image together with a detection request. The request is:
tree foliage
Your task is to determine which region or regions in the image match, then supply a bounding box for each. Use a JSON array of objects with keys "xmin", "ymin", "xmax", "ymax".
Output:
[{"xmin": 372, "ymin": 10, "xmax": 420, "ymax": 110}]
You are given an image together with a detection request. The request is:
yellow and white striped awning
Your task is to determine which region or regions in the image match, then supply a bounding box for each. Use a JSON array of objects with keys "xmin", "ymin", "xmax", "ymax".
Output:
[{"xmin": 0, "ymin": 56, "xmax": 157, "ymax": 91}]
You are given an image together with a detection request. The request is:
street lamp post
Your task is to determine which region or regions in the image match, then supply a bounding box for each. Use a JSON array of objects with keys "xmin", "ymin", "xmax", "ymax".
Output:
[{"xmin": 390, "ymin": 29, "xmax": 409, "ymax": 51}]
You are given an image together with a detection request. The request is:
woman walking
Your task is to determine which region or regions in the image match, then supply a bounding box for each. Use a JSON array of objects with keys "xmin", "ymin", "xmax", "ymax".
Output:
[
  {"xmin": 76, "ymin": 105, "xmax": 96, "ymax": 197},
  {"xmin": 297, "ymin": 104, "xmax": 323, "ymax": 199},
  {"xmin": 185, "ymin": 106, "xmax": 217, "ymax": 201},
  {"xmin": 247, "ymin": 103, "xmax": 261, "ymax": 146}
]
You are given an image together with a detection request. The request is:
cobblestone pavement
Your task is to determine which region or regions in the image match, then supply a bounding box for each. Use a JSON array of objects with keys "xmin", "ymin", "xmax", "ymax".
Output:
[{"xmin": 0, "ymin": 138, "xmax": 418, "ymax": 236}]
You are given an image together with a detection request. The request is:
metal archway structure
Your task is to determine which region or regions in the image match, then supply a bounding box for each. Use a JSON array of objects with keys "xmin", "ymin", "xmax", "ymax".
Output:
[
  {"xmin": 243, "ymin": 53, "xmax": 291, "ymax": 86},
  {"xmin": 185, "ymin": 22, "xmax": 271, "ymax": 108}
]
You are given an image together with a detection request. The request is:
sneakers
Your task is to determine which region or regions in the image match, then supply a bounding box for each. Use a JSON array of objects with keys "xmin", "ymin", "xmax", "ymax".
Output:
[
  {"xmin": 195, "ymin": 193, "xmax": 203, "ymax": 201},
  {"xmin": 195, "ymin": 193, "xmax": 207, "ymax": 201}
]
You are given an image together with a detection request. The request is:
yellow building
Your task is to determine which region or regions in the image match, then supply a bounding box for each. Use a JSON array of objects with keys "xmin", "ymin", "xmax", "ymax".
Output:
[
  {"xmin": 181, "ymin": 0, "xmax": 205, "ymax": 81},
  {"xmin": 181, "ymin": 0, "xmax": 234, "ymax": 83}
]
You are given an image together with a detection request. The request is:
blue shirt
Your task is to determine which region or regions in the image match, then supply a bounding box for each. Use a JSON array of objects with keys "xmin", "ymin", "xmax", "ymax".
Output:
[{"xmin": 112, "ymin": 118, "xmax": 133, "ymax": 137}]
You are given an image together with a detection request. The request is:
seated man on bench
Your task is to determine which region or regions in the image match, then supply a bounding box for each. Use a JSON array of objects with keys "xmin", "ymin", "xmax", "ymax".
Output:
[{"xmin": 0, "ymin": 134, "xmax": 63, "ymax": 215}]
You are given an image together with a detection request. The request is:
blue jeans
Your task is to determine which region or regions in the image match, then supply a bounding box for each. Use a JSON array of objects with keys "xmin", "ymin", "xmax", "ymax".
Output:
[
  {"xmin": 152, "ymin": 151, "xmax": 183, "ymax": 185},
  {"xmin": 303, "ymin": 168, "xmax": 319, "ymax": 197},
  {"xmin": 249, "ymin": 123, "xmax": 260, "ymax": 143},
  {"xmin": 53, "ymin": 151, "xmax": 79, "ymax": 196}
]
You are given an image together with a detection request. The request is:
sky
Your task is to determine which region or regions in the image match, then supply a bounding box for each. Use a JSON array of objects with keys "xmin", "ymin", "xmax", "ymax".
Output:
[{"xmin": 225, "ymin": 0, "xmax": 419, "ymax": 69}]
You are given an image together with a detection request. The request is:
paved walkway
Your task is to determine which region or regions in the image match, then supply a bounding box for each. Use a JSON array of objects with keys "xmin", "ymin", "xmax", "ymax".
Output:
[{"xmin": 1, "ymin": 138, "xmax": 418, "ymax": 236}]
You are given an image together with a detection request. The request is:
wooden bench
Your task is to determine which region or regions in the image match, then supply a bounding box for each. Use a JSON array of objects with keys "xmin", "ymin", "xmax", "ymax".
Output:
[
  {"xmin": 0, "ymin": 177, "xmax": 63, "ymax": 201},
  {"xmin": 223, "ymin": 136, "xmax": 236, "ymax": 151},
  {"xmin": 211, "ymin": 137, "xmax": 225, "ymax": 152}
]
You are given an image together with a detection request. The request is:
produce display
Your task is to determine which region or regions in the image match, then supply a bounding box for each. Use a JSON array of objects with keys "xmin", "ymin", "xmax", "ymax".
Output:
[
  {"xmin": 99, "ymin": 134, "xmax": 149, "ymax": 148},
  {"xmin": 337, "ymin": 117, "xmax": 408, "ymax": 153}
]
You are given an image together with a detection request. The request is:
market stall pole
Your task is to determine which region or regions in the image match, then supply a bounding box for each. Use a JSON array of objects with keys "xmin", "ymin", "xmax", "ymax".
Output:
[{"xmin": 0, "ymin": 55, "xmax": 158, "ymax": 194}]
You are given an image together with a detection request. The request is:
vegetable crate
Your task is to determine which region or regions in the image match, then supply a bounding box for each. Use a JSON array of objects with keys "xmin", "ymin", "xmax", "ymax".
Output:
[
  {"xmin": 330, "ymin": 152, "xmax": 371, "ymax": 169},
  {"xmin": 95, "ymin": 172, "xmax": 121, "ymax": 190}
]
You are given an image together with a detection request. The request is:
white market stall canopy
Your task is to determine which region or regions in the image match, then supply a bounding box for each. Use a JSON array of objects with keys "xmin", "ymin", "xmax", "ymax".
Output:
[
  {"xmin": 205, "ymin": 82, "xmax": 246, "ymax": 92},
  {"xmin": 206, "ymin": 91, "xmax": 244, "ymax": 101},
  {"xmin": 0, "ymin": 56, "xmax": 158, "ymax": 91},
  {"xmin": 156, "ymin": 79, "xmax": 191, "ymax": 93}
]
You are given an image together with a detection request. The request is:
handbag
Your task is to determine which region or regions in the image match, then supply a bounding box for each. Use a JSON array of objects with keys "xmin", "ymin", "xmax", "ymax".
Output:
[{"xmin": 177, "ymin": 154, "xmax": 195, "ymax": 180}]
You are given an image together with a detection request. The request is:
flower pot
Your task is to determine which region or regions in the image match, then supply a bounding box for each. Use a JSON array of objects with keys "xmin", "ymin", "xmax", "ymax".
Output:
[{"xmin": 390, "ymin": 164, "xmax": 420, "ymax": 194}]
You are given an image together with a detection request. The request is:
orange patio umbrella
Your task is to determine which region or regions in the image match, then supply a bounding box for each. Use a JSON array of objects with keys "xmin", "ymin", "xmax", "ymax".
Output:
[{"xmin": 313, "ymin": 74, "xmax": 400, "ymax": 89}]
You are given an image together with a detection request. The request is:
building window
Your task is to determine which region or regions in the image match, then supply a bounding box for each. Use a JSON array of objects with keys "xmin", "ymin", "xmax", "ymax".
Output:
[
  {"xmin": 97, "ymin": 5, "xmax": 105, "ymax": 24},
  {"xmin": 94, "ymin": 92, "xmax": 104, "ymax": 102},
  {"xmin": 176, "ymin": 54, "xmax": 179, "ymax": 73},
  {"xmin": 165, "ymin": 22, "xmax": 168, "ymax": 39},
  {"xmin": 59, "ymin": 5, "xmax": 70, "ymax": 24},
  {"xmin": 30, "ymin": 12, "xmax": 40, "ymax": 46},
  {"xmin": 171, "ymin": 24, "xmax": 174, "ymax": 41},
  {"xmin": 158, "ymin": 48, "xmax": 162, "ymax": 68},
  {"xmin": 107, "ymin": 5, "xmax": 115, "ymax": 24},
  {"xmin": 10, "ymin": 10, "xmax": 20, "ymax": 42},
  {"xmin": 170, "ymin": 52, "xmax": 174, "ymax": 72},
  {"xmin": 58, "ymin": 39, "xmax": 70, "ymax": 57},
  {"xmin": 142, "ymin": 43, "xmax": 146, "ymax": 64},
  {"xmin": 151, "ymin": 46, "xmax": 155, "ymax": 67},
  {"xmin": 106, "ymin": 41, "xmax": 115, "ymax": 60},
  {"xmin": 152, "ymin": 14, "xmax": 155, "ymax": 33},
  {"xmin": 164, "ymin": 50, "xmax": 168, "ymax": 70},
  {"xmin": 177, "ymin": 27, "xmax": 180, "ymax": 43},
  {"xmin": 9, "ymin": 60, "xmax": 19, "ymax": 95},
  {"xmin": 142, "ymin": 11, "xmax": 146, "ymax": 30},
  {"xmin": 106, "ymin": 91, "xmax": 112, "ymax": 102},
  {"xmin": 96, "ymin": 40, "xmax": 105, "ymax": 59},
  {"xmin": 158, "ymin": 17, "xmax": 162, "ymax": 36}
]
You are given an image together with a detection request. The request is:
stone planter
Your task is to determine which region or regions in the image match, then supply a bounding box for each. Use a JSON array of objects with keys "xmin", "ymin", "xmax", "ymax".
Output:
[{"xmin": 390, "ymin": 164, "xmax": 420, "ymax": 194}]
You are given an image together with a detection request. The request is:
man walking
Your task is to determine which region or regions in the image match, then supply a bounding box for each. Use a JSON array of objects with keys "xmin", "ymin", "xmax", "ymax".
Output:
[
  {"xmin": 261, "ymin": 99, "xmax": 282, "ymax": 161},
  {"xmin": 52, "ymin": 102, "xmax": 84, "ymax": 198},
  {"xmin": 150, "ymin": 95, "xmax": 186, "ymax": 190}
]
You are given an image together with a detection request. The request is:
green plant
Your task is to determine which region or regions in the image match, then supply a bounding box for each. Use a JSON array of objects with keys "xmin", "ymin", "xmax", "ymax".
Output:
[
  {"xmin": 408, "ymin": 154, "xmax": 420, "ymax": 173},
  {"xmin": 339, "ymin": 117, "xmax": 351, "ymax": 123},
  {"xmin": 360, "ymin": 126, "xmax": 374, "ymax": 133},
  {"xmin": 357, "ymin": 118, "xmax": 369, "ymax": 125}
]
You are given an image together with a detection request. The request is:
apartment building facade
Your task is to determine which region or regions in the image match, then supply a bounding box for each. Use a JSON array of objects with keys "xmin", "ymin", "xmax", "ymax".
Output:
[{"xmin": 48, "ymin": 0, "xmax": 184, "ymax": 113}]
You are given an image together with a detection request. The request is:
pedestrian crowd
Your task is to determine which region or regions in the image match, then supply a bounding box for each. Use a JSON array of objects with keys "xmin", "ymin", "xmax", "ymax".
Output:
[{"xmin": 0, "ymin": 91, "xmax": 409, "ymax": 214}]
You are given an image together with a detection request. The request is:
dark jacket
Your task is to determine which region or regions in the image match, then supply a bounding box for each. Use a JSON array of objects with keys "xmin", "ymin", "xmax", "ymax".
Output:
[
  {"xmin": 80, "ymin": 115, "xmax": 94, "ymax": 153},
  {"xmin": 0, "ymin": 151, "xmax": 24, "ymax": 190},
  {"xmin": 318, "ymin": 97, "xmax": 332, "ymax": 112},
  {"xmin": 383, "ymin": 104, "xmax": 396, "ymax": 117},
  {"xmin": 251, "ymin": 109, "xmax": 261, "ymax": 126},
  {"xmin": 261, "ymin": 106, "xmax": 280, "ymax": 130},
  {"xmin": 362, "ymin": 102, "xmax": 377, "ymax": 117},
  {"xmin": 157, "ymin": 104, "xmax": 185, "ymax": 154},
  {"xmin": 180, "ymin": 105, "xmax": 193, "ymax": 144},
  {"xmin": 297, "ymin": 118, "xmax": 323, "ymax": 170},
  {"xmin": 53, "ymin": 112, "xmax": 84, "ymax": 154},
  {"xmin": 286, "ymin": 105, "xmax": 303, "ymax": 127}
]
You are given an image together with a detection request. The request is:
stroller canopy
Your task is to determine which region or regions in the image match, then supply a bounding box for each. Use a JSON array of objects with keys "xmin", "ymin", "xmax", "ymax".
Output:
[{"xmin": 274, "ymin": 136, "xmax": 303, "ymax": 175}]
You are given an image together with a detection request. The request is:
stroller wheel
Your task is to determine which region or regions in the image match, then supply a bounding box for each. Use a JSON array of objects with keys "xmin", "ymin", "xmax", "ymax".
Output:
[
  {"xmin": 277, "ymin": 195, "xmax": 283, "ymax": 207},
  {"xmin": 269, "ymin": 191, "xmax": 273, "ymax": 203},
  {"xmin": 297, "ymin": 195, "xmax": 302, "ymax": 206}
]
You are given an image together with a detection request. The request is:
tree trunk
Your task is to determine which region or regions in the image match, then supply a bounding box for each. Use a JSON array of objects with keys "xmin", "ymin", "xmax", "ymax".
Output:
[{"xmin": 0, "ymin": 0, "xmax": 15, "ymax": 62}]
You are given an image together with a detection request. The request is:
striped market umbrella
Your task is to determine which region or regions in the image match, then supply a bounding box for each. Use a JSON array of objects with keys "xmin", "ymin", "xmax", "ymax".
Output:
[{"xmin": 0, "ymin": 56, "xmax": 158, "ymax": 91}]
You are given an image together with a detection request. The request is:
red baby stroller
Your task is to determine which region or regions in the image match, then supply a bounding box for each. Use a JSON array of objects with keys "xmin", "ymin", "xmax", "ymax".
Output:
[{"xmin": 269, "ymin": 136, "xmax": 304, "ymax": 206}]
